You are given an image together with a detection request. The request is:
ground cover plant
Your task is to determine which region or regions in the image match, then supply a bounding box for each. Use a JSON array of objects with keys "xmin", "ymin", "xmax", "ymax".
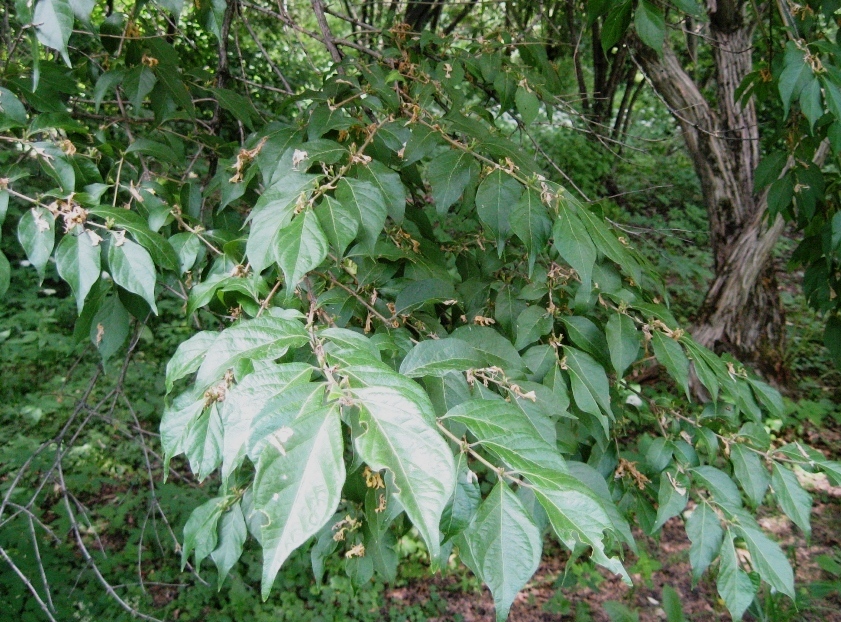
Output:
[{"xmin": 3, "ymin": 1, "xmax": 841, "ymax": 621}]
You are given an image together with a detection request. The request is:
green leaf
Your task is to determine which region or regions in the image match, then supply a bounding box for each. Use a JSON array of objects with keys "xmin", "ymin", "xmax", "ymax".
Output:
[
  {"xmin": 602, "ymin": 0, "xmax": 633, "ymax": 52},
  {"xmin": 195, "ymin": 315, "xmax": 309, "ymax": 388},
  {"xmin": 515, "ymin": 305, "xmax": 553, "ymax": 350},
  {"xmin": 717, "ymin": 532, "xmax": 756, "ymax": 620},
  {"xmin": 605, "ymin": 313, "xmax": 640, "ymax": 377},
  {"xmin": 90, "ymin": 294, "xmax": 130, "ymax": 361},
  {"xmin": 510, "ymin": 188, "xmax": 551, "ymax": 276},
  {"xmin": 730, "ymin": 444, "xmax": 769, "ymax": 506},
  {"xmin": 394, "ymin": 278, "xmax": 456, "ymax": 315},
  {"xmin": 55, "ymin": 229, "xmax": 101, "ymax": 313},
  {"xmin": 123, "ymin": 65, "xmax": 156, "ymax": 110},
  {"xmin": 353, "ymin": 387, "xmax": 455, "ymax": 561},
  {"xmin": 274, "ymin": 209, "xmax": 328, "ymax": 288},
  {"xmin": 800, "ymin": 77, "xmax": 823, "ymax": 130},
  {"xmin": 107, "ymin": 236, "xmax": 158, "ymax": 314},
  {"xmin": 125, "ymin": 138, "xmax": 181, "ymax": 165},
  {"xmin": 89, "ymin": 206, "xmax": 179, "ymax": 271},
  {"xmin": 427, "ymin": 149, "xmax": 476, "ymax": 214},
  {"xmin": 653, "ymin": 471, "xmax": 688, "ymax": 532},
  {"xmin": 336, "ymin": 178, "xmax": 388, "ymax": 251},
  {"xmin": 686, "ymin": 503, "xmax": 723, "ymax": 582},
  {"xmin": 210, "ymin": 87, "xmax": 259, "ymax": 129},
  {"xmin": 451, "ymin": 325, "xmax": 527, "ymax": 375},
  {"xmin": 564, "ymin": 346, "xmax": 613, "ymax": 432},
  {"xmin": 156, "ymin": 65, "xmax": 196, "ymax": 117},
  {"xmin": 635, "ymin": 0, "xmax": 665, "ymax": 54},
  {"xmin": 34, "ymin": 0, "xmax": 74, "ymax": 66},
  {"xmin": 515, "ymin": 87, "xmax": 540, "ymax": 125},
  {"xmin": 444, "ymin": 399, "xmax": 567, "ymax": 485},
  {"xmin": 210, "ymin": 503, "xmax": 246, "ymax": 589},
  {"xmin": 456, "ymin": 482, "xmax": 542, "ymax": 622},
  {"xmin": 315, "ymin": 196, "xmax": 358, "ymax": 258},
  {"xmin": 357, "ymin": 161, "xmax": 406, "ymax": 223},
  {"xmin": 476, "ymin": 169, "xmax": 522, "ymax": 248},
  {"xmin": 441, "ymin": 452, "xmax": 481, "ymax": 539},
  {"xmin": 534, "ymin": 478, "xmax": 630, "ymax": 583},
  {"xmin": 736, "ymin": 524, "xmax": 794, "ymax": 599},
  {"xmin": 0, "ymin": 252, "xmax": 10, "ymax": 298},
  {"xmin": 221, "ymin": 363, "xmax": 314, "ymax": 480},
  {"xmin": 748, "ymin": 379, "xmax": 784, "ymax": 419},
  {"xmin": 553, "ymin": 205, "xmax": 596, "ymax": 288},
  {"xmin": 0, "ymin": 87, "xmax": 28, "ymax": 128},
  {"xmin": 253, "ymin": 404, "xmax": 345, "ymax": 600},
  {"xmin": 779, "ymin": 45, "xmax": 811, "ymax": 117},
  {"xmin": 603, "ymin": 602, "xmax": 639, "ymax": 622},
  {"xmin": 399, "ymin": 338, "xmax": 483, "ymax": 377},
  {"xmin": 182, "ymin": 496, "xmax": 225, "ymax": 569},
  {"xmin": 651, "ymin": 332, "xmax": 690, "ymax": 399},
  {"xmin": 246, "ymin": 172, "xmax": 318, "ymax": 273},
  {"xmin": 17, "ymin": 207, "xmax": 56, "ymax": 283},
  {"xmin": 771, "ymin": 464, "xmax": 812, "ymax": 537},
  {"xmin": 165, "ymin": 331, "xmax": 218, "ymax": 393},
  {"xmin": 561, "ymin": 316, "xmax": 609, "ymax": 364},
  {"xmin": 184, "ymin": 404, "xmax": 223, "ymax": 481},
  {"xmin": 661, "ymin": 585, "xmax": 686, "ymax": 622},
  {"xmin": 646, "ymin": 438, "xmax": 673, "ymax": 472},
  {"xmin": 692, "ymin": 466, "xmax": 742, "ymax": 510},
  {"xmin": 402, "ymin": 124, "xmax": 441, "ymax": 165}
]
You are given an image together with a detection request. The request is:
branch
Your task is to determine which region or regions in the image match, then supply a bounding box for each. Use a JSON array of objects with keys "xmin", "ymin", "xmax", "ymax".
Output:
[{"xmin": 311, "ymin": 0, "xmax": 343, "ymax": 65}]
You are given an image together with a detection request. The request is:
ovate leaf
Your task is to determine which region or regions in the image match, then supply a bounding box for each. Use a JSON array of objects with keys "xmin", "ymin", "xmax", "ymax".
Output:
[
  {"xmin": 717, "ymin": 532, "xmax": 757, "ymax": 620},
  {"xmin": 399, "ymin": 338, "xmax": 483, "ymax": 378},
  {"xmin": 534, "ymin": 478, "xmax": 630, "ymax": 583},
  {"xmin": 553, "ymin": 206, "xmax": 596, "ymax": 288},
  {"xmin": 274, "ymin": 209, "xmax": 328, "ymax": 288},
  {"xmin": 55, "ymin": 230, "xmax": 101, "ymax": 313},
  {"xmin": 771, "ymin": 464, "xmax": 812, "ymax": 537},
  {"xmin": 564, "ymin": 346, "xmax": 613, "ymax": 432},
  {"xmin": 357, "ymin": 161, "xmax": 406, "ymax": 223},
  {"xmin": 605, "ymin": 313, "xmax": 640, "ymax": 377},
  {"xmin": 196, "ymin": 315, "xmax": 309, "ymax": 388},
  {"xmin": 441, "ymin": 452, "xmax": 481, "ymax": 539},
  {"xmin": 635, "ymin": 0, "xmax": 665, "ymax": 54},
  {"xmin": 651, "ymin": 332, "xmax": 690, "ymax": 399},
  {"xmin": 182, "ymin": 496, "xmax": 225, "ymax": 569},
  {"xmin": 686, "ymin": 503, "xmax": 723, "ymax": 582},
  {"xmin": 353, "ymin": 387, "xmax": 456, "ymax": 561},
  {"xmin": 736, "ymin": 524, "xmax": 794, "ymax": 598},
  {"xmin": 336, "ymin": 178, "xmax": 387, "ymax": 252},
  {"xmin": 316, "ymin": 196, "xmax": 357, "ymax": 257},
  {"xmin": 510, "ymin": 188, "xmax": 551, "ymax": 276},
  {"xmin": 457, "ymin": 482, "xmax": 542, "ymax": 622},
  {"xmin": 253, "ymin": 405, "xmax": 345, "ymax": 599},
  {"xmin": 444, "ymin": 399, "xmax": 567, "ymax": 485},
  {"xmin": 107, "ymin": 236, "xmax": 158, "ymax": 314},
  {"xmin": 17, "ymin": 207, "xmax": 56, "ymax": 283},
  {"xmin": 165, "ymin": 331, "xmax": 218, "ymax": 393},
  {"xmin": 476, "ymin": 170, "xmax": 523, "ymax": 249},
  {"xmin": 210, "ymin": 503, "xmax": 247, "ymax": 589},
  {"xmin": 427, "ymin": 150, "xmax": 476, "ymax": 214},
  {"xmin": 730, "ymin": 444, "xmax": 769, "ymax": 506},
  {"xmin": 34, "ymin": 0, "xmax": 74, "ymax": 66}
]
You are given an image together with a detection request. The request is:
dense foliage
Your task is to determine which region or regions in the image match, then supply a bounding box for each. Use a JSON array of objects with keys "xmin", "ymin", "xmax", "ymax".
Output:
[{"xmin": 3, "ymin": 1, "xmax": 841, "ymax": 621}]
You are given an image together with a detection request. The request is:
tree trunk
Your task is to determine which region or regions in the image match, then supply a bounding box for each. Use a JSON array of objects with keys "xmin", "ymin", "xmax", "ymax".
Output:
[{"xmin": 634, "ymin": 0, "xmax": 788, "ymax": 379}]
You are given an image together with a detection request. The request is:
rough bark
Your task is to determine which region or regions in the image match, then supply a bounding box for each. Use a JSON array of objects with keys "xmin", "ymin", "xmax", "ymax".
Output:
[{"xmin": 634, "ymin": 0, "xmax": 787, "ymax": 378}]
